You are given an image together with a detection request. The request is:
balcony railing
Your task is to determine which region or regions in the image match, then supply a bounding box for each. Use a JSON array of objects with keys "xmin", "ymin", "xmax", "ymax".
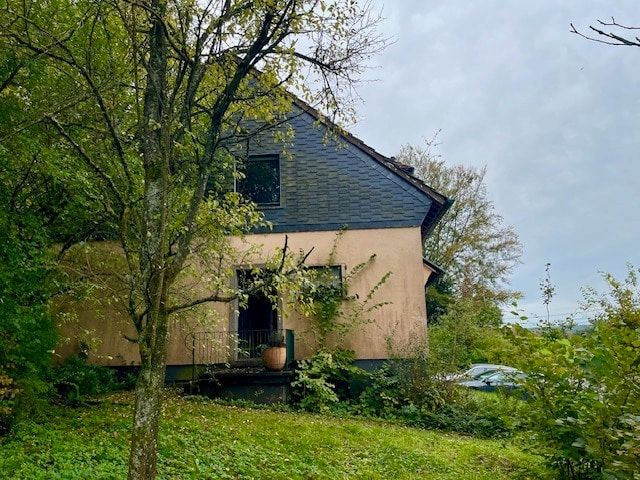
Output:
[{"xmin": 187, "ymin": 329, "xmax": 295, "ymax": 369}]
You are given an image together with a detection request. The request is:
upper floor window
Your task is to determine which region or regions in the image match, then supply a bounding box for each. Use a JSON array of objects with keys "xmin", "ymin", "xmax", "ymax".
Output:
[{"xmin": 237, "ymin": 154, "xmax": 280, "ymax": 206}]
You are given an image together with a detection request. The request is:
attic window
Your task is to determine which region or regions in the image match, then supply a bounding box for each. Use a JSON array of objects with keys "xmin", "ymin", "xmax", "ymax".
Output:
[{"xmin": 237, "ymin": 154, "xmax": 280, "ymax": 206}]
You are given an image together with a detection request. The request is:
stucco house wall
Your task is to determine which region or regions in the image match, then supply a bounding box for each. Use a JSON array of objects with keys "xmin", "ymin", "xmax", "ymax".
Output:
[{"xmin": 56, "ymin": 226, "xmax": 432, "ymax": 367}]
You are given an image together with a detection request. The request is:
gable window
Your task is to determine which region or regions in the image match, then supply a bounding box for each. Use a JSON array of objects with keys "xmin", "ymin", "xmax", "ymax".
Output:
[{"xmin": 237, "ymin": 154, "xmax": 280, "ymax": 206}]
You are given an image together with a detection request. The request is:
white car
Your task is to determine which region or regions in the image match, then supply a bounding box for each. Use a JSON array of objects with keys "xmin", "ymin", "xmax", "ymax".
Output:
[
  {"xmin": 458, "ymin": 369, "xmax": 526, "ymax": 391},
  {"xmin": 444, "ymin": 363, "xmax": 514, "ymax": 382}
]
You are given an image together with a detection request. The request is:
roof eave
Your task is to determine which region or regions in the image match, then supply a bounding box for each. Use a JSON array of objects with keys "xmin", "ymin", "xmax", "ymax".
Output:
[{"xmin": 423, "ymin": 257, "xmax": 445, "ymax": 287}]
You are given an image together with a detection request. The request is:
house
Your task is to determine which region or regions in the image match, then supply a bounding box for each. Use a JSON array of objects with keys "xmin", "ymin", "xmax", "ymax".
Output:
[{"xmin": 56, "ymin": 97, "xmax": 451, "ymax": 385}]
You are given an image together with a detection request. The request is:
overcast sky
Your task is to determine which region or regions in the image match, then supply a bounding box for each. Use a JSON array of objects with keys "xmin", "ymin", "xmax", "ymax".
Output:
[{"xmin": 349, "ymin": 1, "xmax": 640, "ymax": 324}]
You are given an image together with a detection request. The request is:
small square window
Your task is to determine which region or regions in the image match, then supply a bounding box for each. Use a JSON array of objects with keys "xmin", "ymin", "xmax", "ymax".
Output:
[
  {"xmin": 237, "ymin": 155, "xmax": 280, "ymax": 206},
  {"xmin": 307, "ymin": 265, "xmax": 344, "ymax": 296}
]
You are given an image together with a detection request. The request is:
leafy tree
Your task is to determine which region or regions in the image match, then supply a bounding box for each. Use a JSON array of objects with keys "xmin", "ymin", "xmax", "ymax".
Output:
[
  {"xmin": 0, "ymin": 46, "xmax": 100, "ymax": 432},
  {"xmin": 428, "ymin": 294, "xmax": 514, "ymax": 372},
  {"xmin": 508, "ymin": 267, "xmax": 640, "ymax": 479},
  {"xmin": 1, "ymin": 1, "xmax": 384, "ymax": 477},
  {"xmin": 397, "ymin": 137, "xmax": 521, "ymax": 305}
]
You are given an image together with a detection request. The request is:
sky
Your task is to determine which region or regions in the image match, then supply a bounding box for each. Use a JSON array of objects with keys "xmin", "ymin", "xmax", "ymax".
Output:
[{"xmin": 348, "ymin": 1, "xmax": 640, "ymax": 324}]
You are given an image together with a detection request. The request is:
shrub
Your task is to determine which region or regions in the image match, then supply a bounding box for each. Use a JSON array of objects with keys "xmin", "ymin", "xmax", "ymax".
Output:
[
  {"xmin": 0, "ymin": 373, "xmax": 18, "ymax": 435},
  {"xmin": 428, "ymin": 295, "xmax": 515, "ymax": 372},
  {"xmin": 509, "ymin": 268, "xmax": 640, "ymax": 479},
  {"xmin": 0, "ymin": 214, "xmax": 58, "ymax": 433},
  {"xmin": 50, "ymin": 356, "xmax": 133, "ymax": 406},
  {"xmin": 292, "ymin": 349, "xmax": 364, "ymax": 413},
  {"xmin": 354, "ymin": 361, "xmax": 517, "ymax": 438}
]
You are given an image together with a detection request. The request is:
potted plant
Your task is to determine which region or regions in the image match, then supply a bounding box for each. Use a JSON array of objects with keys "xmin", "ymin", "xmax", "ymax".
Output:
[{"xmin": 261, "ymin": 332, "xmax": 287, "ymax": 371}]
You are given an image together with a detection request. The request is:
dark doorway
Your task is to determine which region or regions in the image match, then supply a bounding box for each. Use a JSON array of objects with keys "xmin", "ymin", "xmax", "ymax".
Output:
[{"xmin": 236, "ymin": 270, "xmax": 278, "ymax": 359}]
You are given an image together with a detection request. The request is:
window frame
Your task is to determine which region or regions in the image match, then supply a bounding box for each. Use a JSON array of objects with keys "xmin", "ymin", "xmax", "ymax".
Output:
[
  {"xmin": 306, "ymin": 265, "xmax": 344, "ymax": 297},
  {"xmin": 236, "ymin": 154, "xmax": 282, "ymax": 207}
]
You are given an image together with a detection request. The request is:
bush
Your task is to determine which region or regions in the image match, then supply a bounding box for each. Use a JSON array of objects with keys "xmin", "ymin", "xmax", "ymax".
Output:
[
  {"xmin": 290, "ymin": 336, "xmax": 519, "ymax": 438},
  {"xmin": 0, "ymin": 373, "xmax": 17, "ymax": 435},
  {"xmin": 509, "ymin": 268, "xmax": 640, "ymax": 479},
  {"xmin": 0, "ymin": 214, "xmax": 58, "ymax": 433},
  {"xmin": 50, "ymin": 356, "xmax": 134, "ymax": 406},
  {"xmin": 353, "ymin": 361, "xmax": 517, "ymax": 438},
  {"xmin": 292, "ymin": 349, "xmax": 365, "ymax": 413},
  {"xmin": 428, "ymin": 295, "xmax": 516, "ymax": 372}
]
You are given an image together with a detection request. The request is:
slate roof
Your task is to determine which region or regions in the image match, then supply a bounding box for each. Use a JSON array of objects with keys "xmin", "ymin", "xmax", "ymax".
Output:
[{"xmin": 289, "ymin": 97, "xmax": 453, "ymax": 238}]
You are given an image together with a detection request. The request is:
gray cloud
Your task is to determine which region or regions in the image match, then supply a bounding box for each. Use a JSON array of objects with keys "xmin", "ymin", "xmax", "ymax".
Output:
[{"xmin": 350, "ymin": 0, "xmax": 640, "ymax": 322}]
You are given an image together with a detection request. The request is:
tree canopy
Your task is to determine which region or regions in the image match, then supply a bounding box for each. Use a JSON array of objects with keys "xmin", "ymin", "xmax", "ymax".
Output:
[
  {"xmin": 1, "ymin": 1, "xmax": 385, "ymax": 478},
  {"xmin": 397, "ymin": 138, "xmax": 521, "ymax": 304}
]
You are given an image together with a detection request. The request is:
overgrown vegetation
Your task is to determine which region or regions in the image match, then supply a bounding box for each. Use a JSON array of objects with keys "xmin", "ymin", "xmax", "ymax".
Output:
[
  {"xmin": 50, "ymin": 355, "xmax": 135, "ymax": 406},
  {"xmin": 0, "ymin": 174, "xmax": 57, "ymax": 434},
  {"xmin": 293, "ymin": 338, "xmax": 518, "ymax": 439},
  {"xmin": 0, "ymin": 391, "xmax": 552, "ymax": 479},
  {"xmin": 428, "ymin": 295, "xmax": 515, "ymax": 371},
  {"xmin": 297, "ymin": 229, "xmax": 392, "ymax": 352},
  {"xmin": 352, "ymin": 359, "xmax": 518, "ymax": 438},
  {"xmin": 508, "ymin": 267, "xmax": 640, "ymax": 479},
  {"xmin": 292, "ymin": 230, "xmax": 391, "ymax": 412},
  {"xmin": 291, "ymin": 349, "xmax": 363, "ymax": 413}
]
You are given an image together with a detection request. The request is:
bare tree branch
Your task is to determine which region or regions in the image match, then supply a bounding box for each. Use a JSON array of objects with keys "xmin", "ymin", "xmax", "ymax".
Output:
[{"xmin": 571, "ymin": 18, "xmax": 640, "ymax": 47}]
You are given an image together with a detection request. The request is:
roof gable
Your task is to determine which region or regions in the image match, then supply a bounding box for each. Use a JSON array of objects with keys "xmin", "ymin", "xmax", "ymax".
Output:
[{"xmin": 240, "ymin": 102, "xmax": 451, "ymax": 235}]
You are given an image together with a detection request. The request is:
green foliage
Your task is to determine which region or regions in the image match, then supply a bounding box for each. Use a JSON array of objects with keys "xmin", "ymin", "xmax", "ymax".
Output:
[
  {"xmin": 0, "ymin": 374, "xmax": 17, "ymax": 435},
  {"xmin": 353, "ymin": 360, "xmax": 516, "ymax": 438},
  {"xmin": 49, "ymin": 356, "xmax": 134, "ymax": 406},
  {"xmin": 0, "ymin": 391, "xmax": 553, "ymax": 479},
  {"xmin": 292, "ymin": 329, "xmax": 519, "ymax": 438},
  {"xmin": 0, "ymin": 34, "xmax": 111, "ymax": 433},
  {"xmin": 509, "ymin": 268, "xmax": 640, "ymax": 479},
  {"xmin": 397, "ymin": 138, "xmax": 521, "ymax": 304},
  {"xmin": 428, "ymin": 295, "xmax": 514, "ymax": 372},
  {"xmin": 291, "ymin": 349, "xmax": 363, "ymax": 413},
  {"xmin": 297, "ymin": 230, "xmax": 392, "ymax": 352},
  {"xmin": 0, "ymin": 200, "xmax": 58, "ymax": 433},
  {"xmin": 426, "ymin": 276, "xmax": 454, "ymax": 324}
]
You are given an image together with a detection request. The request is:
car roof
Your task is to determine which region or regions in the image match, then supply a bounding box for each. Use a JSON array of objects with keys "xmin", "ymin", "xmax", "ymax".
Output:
[
  {"xmin": 484, "ymin": 369, "xmax": 522, "ymax": 377},
  {"xmin": 470, "ymin": 364, "xmax": 513, "ymax": 369}
]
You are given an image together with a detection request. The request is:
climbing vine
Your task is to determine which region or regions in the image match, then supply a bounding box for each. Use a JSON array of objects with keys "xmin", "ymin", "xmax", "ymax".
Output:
[{"xmin": 300, "ymin": 229, "xmax": 392, "ymax": 352}]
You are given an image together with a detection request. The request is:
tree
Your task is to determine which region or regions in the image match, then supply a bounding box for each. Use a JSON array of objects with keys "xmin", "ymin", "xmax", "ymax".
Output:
[
  {"xmin": 397, "ymin": 136, "xmax": 521, "ymax": 304},
  {"xmin": 1, "ymin": 1, "xmax": 385, "ymax": 478},
  {"xmin": 0, "ymin": 41, "xmax": 105, "ymax": 432},
  {"xmin": 428, "ymin": 295, "xmax": 514, "ymax": 371}
]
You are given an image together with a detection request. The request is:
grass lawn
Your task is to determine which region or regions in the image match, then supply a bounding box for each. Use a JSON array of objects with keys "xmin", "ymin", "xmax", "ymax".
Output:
[{"xmin": 0, "ymin": 391, "xmax": 551, "ymax": 479}]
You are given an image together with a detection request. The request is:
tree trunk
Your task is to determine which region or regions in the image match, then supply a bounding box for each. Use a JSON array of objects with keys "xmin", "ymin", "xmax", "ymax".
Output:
[
  {"xmin": 128, "ymin": 1, "xmax": 170, "ymax": 477},
  {"xmin": 128, "ymin": 354, "xmax": 166, "ymax": 479},
  {"xmin": 128, "ymin": 307, "xmax": 169, "ymax": 480}
]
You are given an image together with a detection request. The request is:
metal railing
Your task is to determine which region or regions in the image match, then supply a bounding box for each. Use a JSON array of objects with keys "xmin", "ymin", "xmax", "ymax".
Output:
[{"xmin": 187, "ymin": 329, "xmax": 294, "ymax": 368}]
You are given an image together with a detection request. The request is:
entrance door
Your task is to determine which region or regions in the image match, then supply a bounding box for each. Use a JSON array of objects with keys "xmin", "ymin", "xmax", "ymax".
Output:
[{"xmin": 236, "ymin": 270, "xmax": 278, "ymax": 359}]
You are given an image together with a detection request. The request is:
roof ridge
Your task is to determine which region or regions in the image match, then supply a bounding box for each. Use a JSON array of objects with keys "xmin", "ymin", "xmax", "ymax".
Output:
[{"xmin": 290, "ymin": 96, "xmax": 450, "ymax": 207}]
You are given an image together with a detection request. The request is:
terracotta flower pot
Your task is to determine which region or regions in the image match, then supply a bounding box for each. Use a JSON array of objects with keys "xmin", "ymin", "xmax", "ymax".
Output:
[{"xmin": 262, "ymin": 346, "xmax": 287, "ymax": 371}]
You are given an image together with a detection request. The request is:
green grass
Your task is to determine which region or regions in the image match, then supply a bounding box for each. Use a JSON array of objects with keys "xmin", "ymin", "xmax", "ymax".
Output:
[{"xmin": 0, "ymin": 391, "xmax": 551, "ymax": 479}]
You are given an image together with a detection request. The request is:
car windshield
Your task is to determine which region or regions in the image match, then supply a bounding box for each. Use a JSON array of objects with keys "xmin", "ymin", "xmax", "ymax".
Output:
[
  {"xmin": 463, "ymin": 366, "xmax": 495, "ymax": 379},
  {"xmin": 484, "ymin": 372, "xmax": 507, "ymax": 382},
  {"xmin": 484, "ymin": 370, "xmax": 525, "ymax": 383},
  {"xmin": 476, "ymin": 370, "xmax": 500, "ymax": 380}
]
